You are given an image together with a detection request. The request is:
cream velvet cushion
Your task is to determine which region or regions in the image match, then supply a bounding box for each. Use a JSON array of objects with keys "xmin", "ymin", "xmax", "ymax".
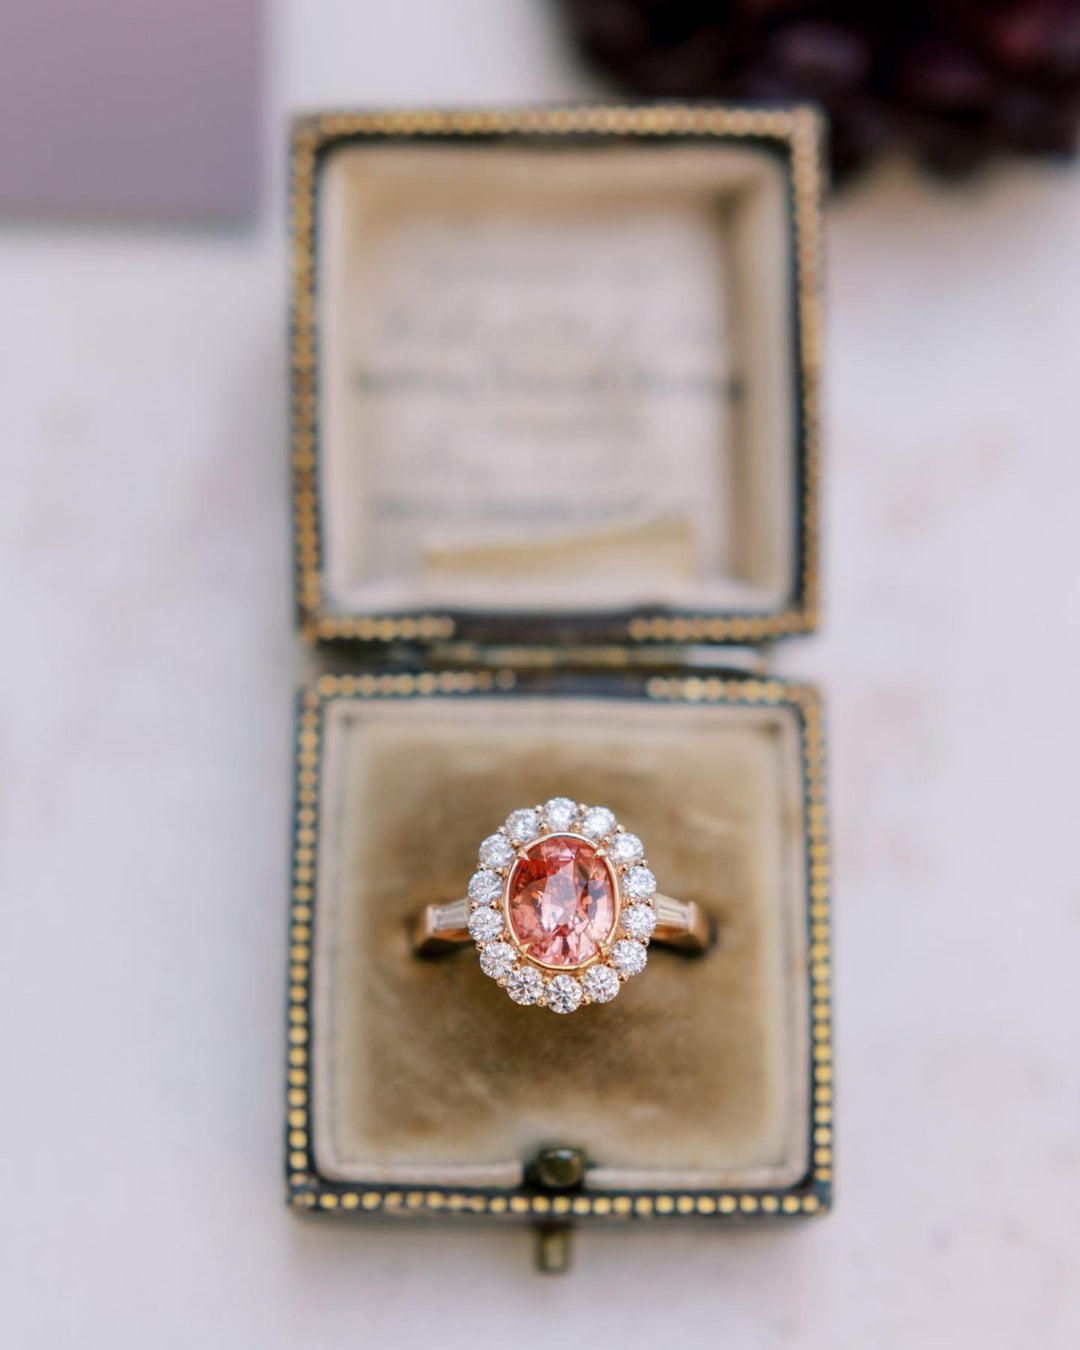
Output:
[{"xmin": 310, "ymin": 693, "xmax": 810, "ymax": 1192}]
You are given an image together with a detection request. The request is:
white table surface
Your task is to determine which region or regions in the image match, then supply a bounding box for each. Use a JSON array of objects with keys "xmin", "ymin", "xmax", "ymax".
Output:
[{"xmin": 3, "ymin": 2, "xmax": 1079, "ymax": 1345}]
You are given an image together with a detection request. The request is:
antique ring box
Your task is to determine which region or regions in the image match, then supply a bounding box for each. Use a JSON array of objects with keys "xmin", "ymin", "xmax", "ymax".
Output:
[{"xmin": 285, "ymin": 104, "xmax": 832, "ymax": 1268}]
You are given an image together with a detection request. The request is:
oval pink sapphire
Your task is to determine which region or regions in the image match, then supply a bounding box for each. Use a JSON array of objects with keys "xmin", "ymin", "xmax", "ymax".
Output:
[{"xmin": 507, "ymin": 835, "xmax": 617, "ymax": 968}]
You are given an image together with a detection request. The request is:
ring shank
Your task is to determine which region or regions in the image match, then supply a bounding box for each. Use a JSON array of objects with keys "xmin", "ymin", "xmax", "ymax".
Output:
[{"xmin": 413, "ymin": 894, "xmax": 712, "ymax": 957}]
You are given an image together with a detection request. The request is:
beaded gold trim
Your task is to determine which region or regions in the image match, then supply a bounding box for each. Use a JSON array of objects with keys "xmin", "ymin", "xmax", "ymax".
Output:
[
  {"xmin": 285, "ymin": 672, "xmax": 833, "ymax": 1219},
  {"xmin": 289, "ymin": 103, "xmax": 824, "ymax": 645}
]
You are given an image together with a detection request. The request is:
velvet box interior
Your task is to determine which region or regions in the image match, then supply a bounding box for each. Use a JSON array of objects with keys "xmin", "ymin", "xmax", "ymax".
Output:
[
  {"xmin": 290, "ymin": 104, "xmax": 823, "ymax": 646},
  {"xmin": 286, "ymin": 107, "xmax": 832, "ymax": 1228}
]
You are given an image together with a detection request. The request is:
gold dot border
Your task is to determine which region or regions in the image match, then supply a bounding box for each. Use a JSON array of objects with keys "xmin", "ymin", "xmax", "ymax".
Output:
[
  {"xmin": 285, "ymin": 670, "xmax": 833, "ymax": 1220},
  {"xmin": 289, "ymin": 103, "xmax": 824, "ymax": 646}
]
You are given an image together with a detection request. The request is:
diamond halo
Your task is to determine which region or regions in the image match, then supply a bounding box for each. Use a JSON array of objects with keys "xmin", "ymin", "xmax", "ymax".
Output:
[{"xmin": 466, "ymin": 799, "xmax": 658, "ymax": 1013}]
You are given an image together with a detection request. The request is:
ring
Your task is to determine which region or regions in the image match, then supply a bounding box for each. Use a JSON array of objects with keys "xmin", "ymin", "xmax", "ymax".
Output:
[{"xmin": 412, "ymin": 797, "xmax": 713, "ymax": 1013}]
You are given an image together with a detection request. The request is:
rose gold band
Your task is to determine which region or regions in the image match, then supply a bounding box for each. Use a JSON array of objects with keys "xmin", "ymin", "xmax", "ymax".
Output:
[{"xmin": 414, "ymin": 893, "xmax": 713, "ymax": 958}]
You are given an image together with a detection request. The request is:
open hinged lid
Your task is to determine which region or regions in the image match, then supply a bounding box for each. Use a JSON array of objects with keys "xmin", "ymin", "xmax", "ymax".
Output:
[{"xmin": 289, "ymin": 104, "xmax": 824, "ymax": 648}]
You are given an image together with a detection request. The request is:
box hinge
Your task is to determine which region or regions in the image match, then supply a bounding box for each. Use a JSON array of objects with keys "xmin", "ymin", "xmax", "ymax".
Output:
[{"xmin": 422, "ymin": 641, "xmax": 769, "ymax": 676}]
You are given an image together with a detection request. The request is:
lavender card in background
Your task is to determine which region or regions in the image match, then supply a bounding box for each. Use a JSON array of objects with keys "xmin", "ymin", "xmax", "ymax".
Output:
[{"xmin": 0, "ymin": 0, "xmax": 263, "ymax": 226}]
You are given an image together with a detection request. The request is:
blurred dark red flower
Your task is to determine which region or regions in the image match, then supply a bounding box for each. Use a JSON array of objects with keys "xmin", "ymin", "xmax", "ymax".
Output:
[{"xmin": 556, "ymin": 0, "xmax": 1080, "ymax": 183}]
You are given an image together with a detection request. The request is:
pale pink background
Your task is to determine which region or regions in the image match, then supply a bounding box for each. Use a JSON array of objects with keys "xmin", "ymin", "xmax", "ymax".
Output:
[
  {"xmin": 1, "ymin": 2, "xmax": 1078, "ymax": 1347},
  {"xmin": 0, "ymin": 0, "xmax": 261, "ymax": 223}
]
